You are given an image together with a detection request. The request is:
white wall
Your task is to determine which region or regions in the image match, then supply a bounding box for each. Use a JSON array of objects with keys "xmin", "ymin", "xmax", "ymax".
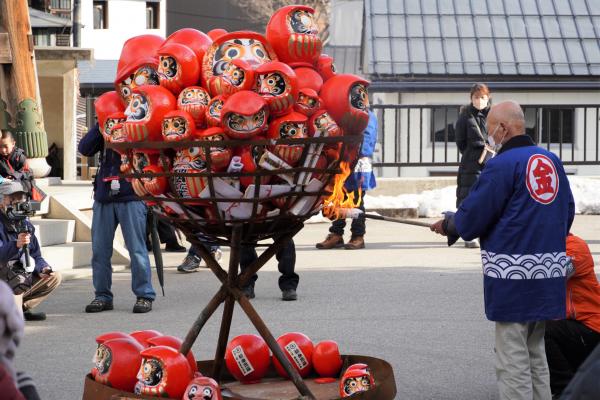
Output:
[
  {"xmin": 373, "ymin": 91, "xmax": 600, "ymax": 177},
  {"xmin": 80, "ymin": 0, "xmax": 167, "ymax": 60}
]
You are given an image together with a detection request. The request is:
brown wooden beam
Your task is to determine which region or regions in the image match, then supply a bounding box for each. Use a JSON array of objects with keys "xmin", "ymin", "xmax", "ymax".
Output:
[
  {"xmin": 0, "ymin": 32, "xmax": 11, "ymax": 64},
  {"xmin": 0, "ymin": 0, "xmax": 38, "ymax": 111},
  {"xmin": 211, "ymin": 225, "xmax": 243, "ymax": 381},
  {"xmin": 237, "ymin": 294, "xmax": 316, "ymax": 400},
  {"xmin": 179, "ymin": 287, "xmax": 228, "ymax": 356}
]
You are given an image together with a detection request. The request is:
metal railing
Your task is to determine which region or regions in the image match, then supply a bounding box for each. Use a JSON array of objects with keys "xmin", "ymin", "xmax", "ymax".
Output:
[
  {"xmin": 371, "ymin": 104, "xmax": 600, "ymax": 173},
  {"xmin": 50, "ymin": 0, "xmax": 71, "ymax": 10}
]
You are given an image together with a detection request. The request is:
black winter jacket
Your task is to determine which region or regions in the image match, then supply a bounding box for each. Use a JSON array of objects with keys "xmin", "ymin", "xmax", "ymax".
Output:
[
  {"xmin": 0, "ymin": 148, "xmax": 36, "ymax": 197},
  {"xmin": 454, "ymin": 104, "xmax": 490, "ymax": 207},
  {"xmin": 78, "ymin": 124, "xmax": 138, "ymax": 203}
]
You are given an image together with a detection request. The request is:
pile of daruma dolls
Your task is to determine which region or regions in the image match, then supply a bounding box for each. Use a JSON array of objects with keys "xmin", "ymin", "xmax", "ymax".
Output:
[
  {"xmin": 92, "ymin": 329, "xmax": 374, "ymax": 399},
  {"xmin": 95, "ymin": 4, "xmax": 370, "ymax": 222}
]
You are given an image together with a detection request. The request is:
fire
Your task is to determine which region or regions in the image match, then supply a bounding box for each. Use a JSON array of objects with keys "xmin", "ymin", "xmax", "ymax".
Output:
[{"xmin": 322, "ymin": 161, "xmax": 363, "ymax": 220}]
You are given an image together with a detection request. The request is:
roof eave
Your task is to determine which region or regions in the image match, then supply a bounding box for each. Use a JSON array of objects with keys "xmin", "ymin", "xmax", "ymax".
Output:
[{"xmin": 369, "ymin": 78, "xmax": 600, "ymax": 92}]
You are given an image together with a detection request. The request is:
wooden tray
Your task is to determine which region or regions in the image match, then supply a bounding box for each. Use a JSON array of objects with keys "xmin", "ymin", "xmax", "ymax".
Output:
[{"xmin": 82, "ymin": 355, "xmax": 396, "ymax": 400}]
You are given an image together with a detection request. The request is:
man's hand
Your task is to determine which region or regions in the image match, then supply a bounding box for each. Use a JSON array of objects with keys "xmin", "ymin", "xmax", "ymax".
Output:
[
  {"xmin": 16, "ymin": 233, "xmax": 30, "ymax": 248},
  {"xmin": 40, "ymin": 266, "xmax": 53, "ymax": 279},
  {"xmin": 430, "ymin": 219, "xmax": 447, "ymax": 236}
]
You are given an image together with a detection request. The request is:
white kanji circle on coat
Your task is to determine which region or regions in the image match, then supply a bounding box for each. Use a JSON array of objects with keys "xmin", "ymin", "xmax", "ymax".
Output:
[{"xmin": 526, "ymin": 154, "xmax": 559, "ymax": 204}]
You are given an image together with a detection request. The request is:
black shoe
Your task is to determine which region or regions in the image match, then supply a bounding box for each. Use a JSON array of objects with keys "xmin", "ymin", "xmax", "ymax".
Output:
[
  {"xmin": 242, "ymin": 286, "xmax": 255, "ymax": 299},
  {"xmin": 282, "ymin": 289, "xmax": 297, "ymax": 301},
  {"xmin": 133, "ymin": 297, "xmax": 153, "ymax": 313},
  {"xmin": 165, "ymin": 243, "xmax": 186, "ymax": 252},
  {"xmin": 23, "ymin": 310, "xmax": 46, "ymax": 321},
  {"xmin": 177, "ymin": 254, "xmax": 201, "ymax": 273},
  {"xmin": 85, "ymin": 299, "xmax": 114, "ymax": 313}
]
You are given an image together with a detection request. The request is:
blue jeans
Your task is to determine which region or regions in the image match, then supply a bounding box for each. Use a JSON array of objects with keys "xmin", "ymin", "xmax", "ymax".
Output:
[{"xmin": 91, "ymin": 201, "xmax": 156, "ymax": 302}]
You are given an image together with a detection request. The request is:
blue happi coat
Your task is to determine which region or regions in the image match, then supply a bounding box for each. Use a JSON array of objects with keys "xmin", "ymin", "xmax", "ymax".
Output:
[{"xmin": 454, "ymin": 135, "xmax": 575, "ymax": 322}]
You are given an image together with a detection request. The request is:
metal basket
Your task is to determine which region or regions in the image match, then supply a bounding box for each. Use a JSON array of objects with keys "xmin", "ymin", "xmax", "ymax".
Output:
[{"xmin": 109, "ymin": 134, "xmax": 361, "ymax": 245}]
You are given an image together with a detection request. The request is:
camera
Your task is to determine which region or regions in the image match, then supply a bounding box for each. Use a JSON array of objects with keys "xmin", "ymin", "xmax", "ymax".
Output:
[
  {"xmin": 11, "ymin": 200, "xmax": 41, "ymax": 216},
  {"xmin": 5, "ymin": 200, "xmax": 41, "ymax": 271}
]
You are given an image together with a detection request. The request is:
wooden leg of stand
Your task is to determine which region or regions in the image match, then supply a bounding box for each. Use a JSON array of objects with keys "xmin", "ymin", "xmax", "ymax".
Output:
[
  {"xmin": 191, "ymin": 242, "xmax": 229, "ymax": 283},
  {"xmin": 180, "ymin": 286, "xmax": 227, "ymax": 356},
  {"xmin": 211, "ymin": 225, "xmax": 243, "ymax": 380},
  {"xmin": 237, "ymin": 295, "xmax": 316, "ymax": 400}
]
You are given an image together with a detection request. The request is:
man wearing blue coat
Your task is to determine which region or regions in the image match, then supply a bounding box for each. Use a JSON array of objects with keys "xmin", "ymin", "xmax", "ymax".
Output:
[
  {"xmin": 432, "ymin": 101, "xmax": 575, "ymax": 400},
  {"xmin": 78, "ymin": 124, "xmax": 156, "ymax": 314},
  {"xmin": 316, "ymin": 110, "xmax": 378, "ymax": 250}
]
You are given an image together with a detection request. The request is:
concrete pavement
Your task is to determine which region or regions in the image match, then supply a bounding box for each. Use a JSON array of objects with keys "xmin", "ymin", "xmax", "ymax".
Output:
[{"xmin": 16, "ymin": 215, "xmax": 600, "ymax": 400}]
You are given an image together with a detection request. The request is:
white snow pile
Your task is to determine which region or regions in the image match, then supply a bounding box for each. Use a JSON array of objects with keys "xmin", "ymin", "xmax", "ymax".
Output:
[
  {"xmin": 363, "ymin": 176, "xmax": 600, "ymax": 217},
  {"xmin": 364, "ymin": 186, "xmax": 456, "ymax": 218},
  {"xmin": 569, "ymin": 176, "xmax": 600, "ymax": 214}
]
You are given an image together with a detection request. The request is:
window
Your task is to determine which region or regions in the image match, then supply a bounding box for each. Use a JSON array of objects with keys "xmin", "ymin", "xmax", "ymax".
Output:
[
  {"xmin": 33, "ymin": 31, "xmax": 53, "ymax": 46},
  {"xmin": 93, "ymin": 1, "xmax": 107, "ymax": 29},
  {"xmin": 522, "ymin": 107, "xmax": 574, "ymax": 144},
  {"xmin": 542, "ymin": 108, "xmax": 574, "ymax": 144},
  {"xmin": 51, "ymin": 0, "xmax": 71, "ymax": 10},
  {"xmin": 431, "ymin": 107, "xmax": 459, "ymax": 143},
  {"xmin": 146, "ymin": 2, "xmax": 159, "ymax": 29}
]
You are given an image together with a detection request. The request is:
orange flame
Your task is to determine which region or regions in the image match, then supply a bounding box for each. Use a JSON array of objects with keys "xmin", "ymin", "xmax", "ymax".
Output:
[{"xmin": 322, "ymin": 161, "xmax": 363, "ymax": 220}]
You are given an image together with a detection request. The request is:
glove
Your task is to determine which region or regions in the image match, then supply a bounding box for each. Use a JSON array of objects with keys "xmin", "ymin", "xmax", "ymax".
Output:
[
  {"xmin": 441, "ymin": 212, "xmax": 461, "ymax": 247},
  {"xmin": 354, "ymin": 157, "xmax": 372, "ymax": 174}
]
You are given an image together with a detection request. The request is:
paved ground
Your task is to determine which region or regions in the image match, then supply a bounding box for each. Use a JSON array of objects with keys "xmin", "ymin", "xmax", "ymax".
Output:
[{"xmin": 16, "ymin": 215, "xmax": 600, "ymax": 400}]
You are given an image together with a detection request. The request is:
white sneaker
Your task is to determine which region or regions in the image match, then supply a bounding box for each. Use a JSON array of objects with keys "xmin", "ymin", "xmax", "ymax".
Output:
[{"xmin": 212, "ymin": 248, "xmax": 222, "ymax": 262}]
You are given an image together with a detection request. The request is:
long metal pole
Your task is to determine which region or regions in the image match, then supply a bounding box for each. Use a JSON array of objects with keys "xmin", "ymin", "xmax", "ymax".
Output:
[{"xmin": 364, "ymin": 213, "xmax": 432, "ymax": 228}]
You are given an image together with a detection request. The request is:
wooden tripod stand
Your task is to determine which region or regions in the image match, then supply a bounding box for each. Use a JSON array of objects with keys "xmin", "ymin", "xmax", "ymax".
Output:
[{"xmin": 178, "ymin": 223, "xmax": 315, "ymax": 399}]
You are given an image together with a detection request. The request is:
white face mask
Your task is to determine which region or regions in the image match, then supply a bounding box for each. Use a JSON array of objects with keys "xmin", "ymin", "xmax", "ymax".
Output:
[
  {"xmin": 488, "ymin": 124, "xmax": 507, "ymax": 149},
  {"xmin": 472, "ymin": 95, "xmax": 489, "ymax": 111}
]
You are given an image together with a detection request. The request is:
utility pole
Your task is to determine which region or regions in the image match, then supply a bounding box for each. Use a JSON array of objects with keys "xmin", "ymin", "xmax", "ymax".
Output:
[
  {"xmin": 0, "ymin": 0, "xmax": 51, "ymax": 177},
  {"xmin": 73, "ymin": 0, "xmax": 81, "ymax": 47}
]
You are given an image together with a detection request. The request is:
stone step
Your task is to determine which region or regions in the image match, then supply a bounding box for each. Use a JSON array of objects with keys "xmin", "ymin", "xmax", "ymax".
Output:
[
  {"xmin": 31, "ymin": 219, "xmax": 75, "ymax": 247},
  {"xmin": 40, "ymin": 242, "xmax": 128, "ymax": 271}
]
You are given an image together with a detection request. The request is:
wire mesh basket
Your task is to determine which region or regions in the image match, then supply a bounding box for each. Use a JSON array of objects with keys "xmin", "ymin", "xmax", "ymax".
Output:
[{"xmin": 109, "ymin": 134, "xmax": 361, "ymax": 246}]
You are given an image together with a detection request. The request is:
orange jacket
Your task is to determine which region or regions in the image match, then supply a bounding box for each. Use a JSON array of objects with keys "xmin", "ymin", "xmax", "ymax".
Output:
[{"xmin": 566, "ymin": 234, "xmax": 600, "ymax": 333}]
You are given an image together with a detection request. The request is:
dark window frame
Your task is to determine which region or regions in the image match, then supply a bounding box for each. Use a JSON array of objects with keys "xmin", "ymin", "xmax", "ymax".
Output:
[
  {"xmin": 523, "ymin": 106, "xmax": 575, "ymax": 144},
  {"xmin": 93, "ymin": 1, "xmax": 108, "ymax": 30},
  {"xmin": 146, "ymin": 2, "xmax": 159, "ymax": 29}
]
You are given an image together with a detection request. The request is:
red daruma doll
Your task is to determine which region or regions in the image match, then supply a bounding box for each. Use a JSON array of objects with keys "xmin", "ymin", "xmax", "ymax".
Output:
[
  {"xmin": 272, "ymin": 332, "xmax": 314, "ymax": 378},
  {"xmin": 225, "ymin": 334, "xmax": 271, "ymax": 383},
  {"xmin": 266, "ymin": 5, "xmax": 322, "ymax": 67},
  {"xmin": 340, "ymin": 363, "xmax": 375, "ymax": 397}
]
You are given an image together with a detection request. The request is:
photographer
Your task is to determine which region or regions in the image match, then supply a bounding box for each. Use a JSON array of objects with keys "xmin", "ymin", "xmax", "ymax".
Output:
[{"xmin": 0, "ymin": 181, "xmax": 61, "ymax": 322}]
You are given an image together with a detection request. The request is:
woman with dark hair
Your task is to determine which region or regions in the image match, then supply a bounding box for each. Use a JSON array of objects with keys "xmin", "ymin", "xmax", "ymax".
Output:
[{"xmin": 454, "ymin": 83, "xmax": 491, "ymax": 248}]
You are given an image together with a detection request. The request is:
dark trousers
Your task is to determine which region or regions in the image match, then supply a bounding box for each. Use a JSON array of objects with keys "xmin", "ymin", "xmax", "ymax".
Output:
[
  {"xmin": 545, "ymin": 319, "xmax": 600, "ymax": 395},
  {"xmin": 146, "ymin": 212, "xmax": 179, "ymax": 247},
  {"xmin": 240, "ymin": 239, "xmax": 298, "ymax": 291},
  {"xmin": 188, "ymin": 234, "xmax": 219, "ymax": 258},
  {"xmin": 329, "ymin": 191, "xmax": 366, "ymax": 236}
]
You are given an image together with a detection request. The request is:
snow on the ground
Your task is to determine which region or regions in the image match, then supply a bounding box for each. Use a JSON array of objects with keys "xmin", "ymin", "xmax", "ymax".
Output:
[
  {"xmin": 364, "ymin": 176, "xmax": 600, "ymax": 217},
  {"xmin": 569, "ymin": 176, "xmax": 600, "ymax": 214},
  {"xmin": 307, "ymin": 176, "xmax": 600, "ymax": 222}
]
